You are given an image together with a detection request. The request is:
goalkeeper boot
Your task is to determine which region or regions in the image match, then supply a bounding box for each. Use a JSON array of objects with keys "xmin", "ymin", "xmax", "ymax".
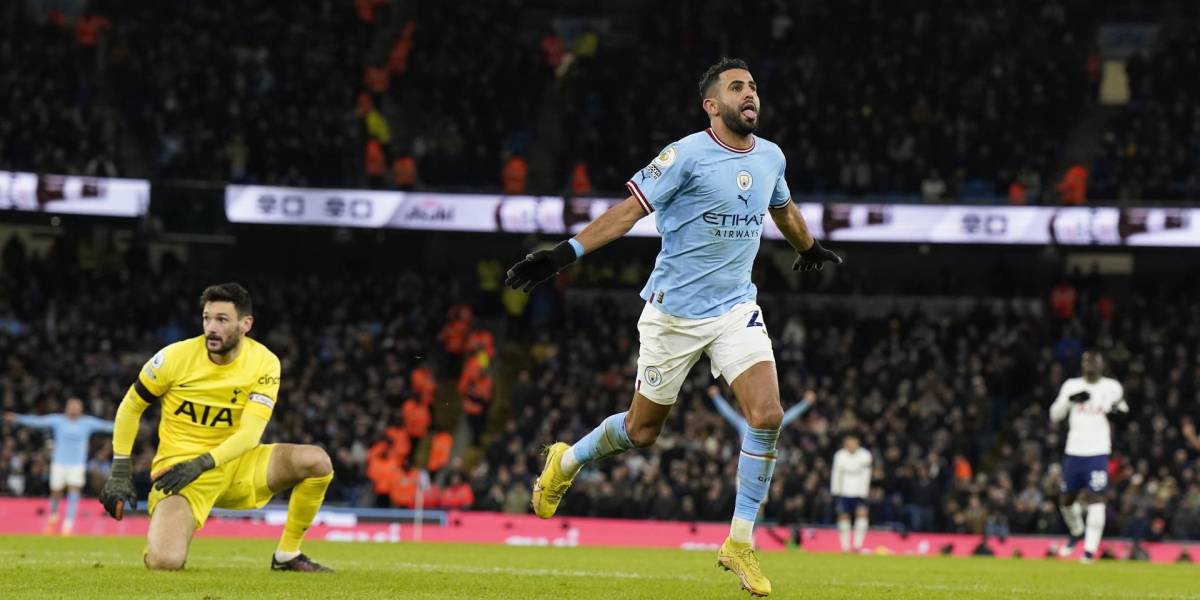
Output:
[
  {"xmin": 271, "ymin": 553, "xmax": 334, "ymax": 573},
  {"xmin": 717, "ymin": 537, "xmax": 771, "ymax": 597},
  {"xmin": 531, "ymin": 442, "xmax": 576, "ymax": 519}
]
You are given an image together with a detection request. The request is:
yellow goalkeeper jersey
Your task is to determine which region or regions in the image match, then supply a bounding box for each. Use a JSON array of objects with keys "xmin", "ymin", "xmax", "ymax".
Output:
[{"xmin": 135, "ymin": 335, "xmax": 281, "ymax": 470}]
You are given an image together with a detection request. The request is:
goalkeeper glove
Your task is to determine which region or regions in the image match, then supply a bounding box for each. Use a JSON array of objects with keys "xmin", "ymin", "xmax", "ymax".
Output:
[
  {"xmin": 505, "ymin": 241, "xmax": 579, "ymax": 292},
  {"xmin": 792, "ymin": 240, "xmax": 843, "ymax": 273},
  {"xmin": 153, "ymin": 453, "xmax": 215, "ymax": 495},
  {"xmin": 99, "ymin": 456, "xmax": 137, "ymax": 520},
  {"xmin": 1068, "ymin": 391, "xmax": 1090, "ymax": 403}
]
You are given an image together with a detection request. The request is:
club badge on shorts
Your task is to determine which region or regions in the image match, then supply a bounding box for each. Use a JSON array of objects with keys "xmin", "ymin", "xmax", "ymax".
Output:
[{"xmin": 644, "ymin": 366, "xmax": 663, "ymax": 387}]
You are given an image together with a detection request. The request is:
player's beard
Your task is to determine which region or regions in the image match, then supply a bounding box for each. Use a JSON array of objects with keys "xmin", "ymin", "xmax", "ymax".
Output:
[
  {"xmin": 207, "ymin": 333, "xmax": 241, "ymax": 356},
  {"xmin": 719, "ymin": 100, "xmax": 759, "ymax": 137}
]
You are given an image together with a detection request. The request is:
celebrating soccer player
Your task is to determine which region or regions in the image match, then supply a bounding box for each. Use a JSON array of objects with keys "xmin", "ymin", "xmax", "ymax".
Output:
[
  {"xmin": 6, "ymin": 397, "xmax": 114, "ymax": 535},
  {"xmin": 98, "ymin": 283, "xmax": 335, "ymax": 572},
  {"xmin": 505, "ymin": 57, "xmax": 842, "ymax": 597},
  {"xmin": 1050, "ymin": 351, "xmax": 1127, "ymax": 563},
  {"xmin": 707, "ymin": 385, "xmax": 813, "ymax": 440}
]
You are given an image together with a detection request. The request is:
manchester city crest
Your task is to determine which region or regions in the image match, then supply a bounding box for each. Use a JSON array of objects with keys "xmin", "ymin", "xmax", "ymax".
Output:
[{"xmin": 737, "ymin": 170, "xmax": 753, "ymax": 191}]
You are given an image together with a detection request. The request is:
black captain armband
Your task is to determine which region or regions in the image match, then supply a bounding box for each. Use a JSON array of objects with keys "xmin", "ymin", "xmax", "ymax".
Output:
[{"xmin": 132, "ymin": 380, "xmax": 162, "ymax": 404}]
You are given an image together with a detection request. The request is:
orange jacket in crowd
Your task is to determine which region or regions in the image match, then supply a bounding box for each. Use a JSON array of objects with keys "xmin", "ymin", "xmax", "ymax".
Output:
[
  {"xmin": 1008, "ymin": 181, "xmax": 1026, "ymax": 205},
  {"xmin": 364, "ymin": 65, "xmax": 390, "ymax": 94},
  {"xmin": 365, "ymin": 140, "xmax": 386, "ymax": 177},
  {"xmin": 402, "ymin": 398, "xmax": 431, "ymax": 439},
  {"xmin": 441, "ymin": 483, "xmax": 475, "ymax": 510},
  {"xmin": 501, "ymin": 156, "xmax": 528, "ymax": 195},
  {"xmin": 75, "ymin": 15, "xmax": 112, "ymax": 47},
  {"xmin": 387, "ymin": 22, "xmax": 417, "ymax": 74},
  {"xmin": 570, "ymin": 161, "xmax": 592, "ymax": 196},
  {"xmin": 355, "ymin": 0, "xmax": 389, "ymax": 24},
  {"xmin": 1050, "ymin": 282, "xmax": 1077, "ymax": 319},
  {"xmin": 389, "ymin": 465, "xmax": 421, "ymax": 507},
  {"xmin": 953, "ymin": 455, "xmax": 973, "ymax": 483},
  {"xmin": 466, "ymin": 329, "xmax": 495, "ymax": 358},
  {"xmin": 459, "ymin": 351, "xmax": 494, "ymax": 415},
  {"xmin": 385, "ymin": 425, "xmax": 412, "ymax": 464},
  {"xmin": 392, "ymin": 155, "xmax": 417, "ymax": 189},
  {"xmin": 427, "ymin": 432, "xmax": 453, "ymax": 472},
  {"xmin": 367, "ymin": 440, "xmax": 401, "ymax": 496},
  {"xmin": 356, "ymin": 92, "xmax": 375, "ymax": 118},
  {"xmin": 439, "ymin": 305, "xmax": 473, "ymax": 354},
  {"xmin": 411, "ymin": 367, "xmax": 436, "ymax": 406},
  {"xmin": 1057, "ymin": 165, "xmax": 1088, "ymax": 205}
]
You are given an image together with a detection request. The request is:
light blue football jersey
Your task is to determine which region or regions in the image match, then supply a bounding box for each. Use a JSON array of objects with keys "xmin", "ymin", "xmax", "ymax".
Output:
[
  {"xmin": 13, "ymin": 414, "xmax": 114, "ymax": 465},
  {"xmin": 626, "ymin": 128, "xmax": 791, "ymax": 319}
]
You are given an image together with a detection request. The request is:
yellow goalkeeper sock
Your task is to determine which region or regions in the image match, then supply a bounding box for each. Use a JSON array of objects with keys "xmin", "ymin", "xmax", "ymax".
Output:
[{"xmin": 278, "ymin": 473, "xmax": 333, "ymax": 554}]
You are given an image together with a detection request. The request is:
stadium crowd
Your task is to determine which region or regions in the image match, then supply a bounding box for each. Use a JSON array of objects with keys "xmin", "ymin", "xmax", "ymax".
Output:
[
  {"xmin": 12, "ymin": 0, "xmax": 1195, "ymax": 203},
  {"xmin": 475, "ymin": 276, "xmax": 1200, "ymax": 542},
  {"xmin": 2, "ymin": 233, "xmax": 1199, "ymax": 542},
  {"xmin": 1091, "ymin": 17, "xmax": 1200, "ymax": 201}
]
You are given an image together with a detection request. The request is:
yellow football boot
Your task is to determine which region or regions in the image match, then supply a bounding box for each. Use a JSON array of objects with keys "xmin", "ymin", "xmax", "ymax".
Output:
[
  {"xmin": 717, "ymin": 537, "xmax": 771, "ymax": 597},
  {"xmin": 531, "ymin": 442, "xmax": 575, "ymax": 519}
]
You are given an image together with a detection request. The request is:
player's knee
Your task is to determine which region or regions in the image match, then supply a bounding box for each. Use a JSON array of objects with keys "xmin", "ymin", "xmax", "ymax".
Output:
[
  {"xmin": 626, "ymin": 422, "xmax": 661, "ymax": 448},
  {"xmin": 300, "ymin": 446, "xmax": 333, "ymax": 478},
  {"xmin": 144, "ymin": 550, "xmax": 186, "ymax": 571},
  {"xmin": 746, "ymin": 404, "xmax": 783, "ymax": 430}
]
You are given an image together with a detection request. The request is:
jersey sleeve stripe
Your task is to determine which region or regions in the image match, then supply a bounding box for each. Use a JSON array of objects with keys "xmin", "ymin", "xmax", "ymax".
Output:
[
  {"xmin": 769, "ymin": 197, "xmax": 793, "ymax": 209},
  {"xmin": 626, "ymin": 181, "xmax": 653, "ymax": 214},
  {"xmin": 248, "ymin": 393, "xmax": 275, "ymax": 409},
  {"xmin": 132, "ymin": 380, "xmax": 161, "ymax": 404}
]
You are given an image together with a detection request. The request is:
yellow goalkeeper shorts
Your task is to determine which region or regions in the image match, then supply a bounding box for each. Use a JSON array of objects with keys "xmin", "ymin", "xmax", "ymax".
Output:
[{"xmin": 148, "ymin": 444, "xmax": 277, "ymax": 529}]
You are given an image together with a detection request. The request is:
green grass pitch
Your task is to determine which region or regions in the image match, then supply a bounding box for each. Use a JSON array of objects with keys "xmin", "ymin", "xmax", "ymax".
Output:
[{"xmin": 1, "ymin": 535, "xmax": 1197, "ymax": 599}]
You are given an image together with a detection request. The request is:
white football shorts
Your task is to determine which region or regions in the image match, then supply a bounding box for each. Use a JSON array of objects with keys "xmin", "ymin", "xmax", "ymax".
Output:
[
  {"xmin": 635, "ymin": 301, "xmax": 775, "ymax": 405},
  {"xmin": 49, "ymin": 463, "xmax": 86, "ymax": 490}
]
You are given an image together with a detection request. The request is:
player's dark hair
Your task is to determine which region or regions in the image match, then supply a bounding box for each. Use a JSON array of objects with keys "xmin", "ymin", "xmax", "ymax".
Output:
[
  {"xmin": 200, "ymin": 282, "xmax": 253, "ymax": 317},
  {"xmin": 699, "ymin": 57, "xmax": 750, "ymax": 99}
]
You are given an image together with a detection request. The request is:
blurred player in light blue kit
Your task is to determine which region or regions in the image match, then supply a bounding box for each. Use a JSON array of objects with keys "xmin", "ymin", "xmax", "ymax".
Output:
[
  {"xmin": 506, "ymin": 57, "xmax": 843, "ymax": 597},
  {"xmin": 707, "ymin": 385, "xmax": 813, "ymax": 440},
  {"xmin": 6, "ymin": 397, "xmax": 114, "ymax": 535}
]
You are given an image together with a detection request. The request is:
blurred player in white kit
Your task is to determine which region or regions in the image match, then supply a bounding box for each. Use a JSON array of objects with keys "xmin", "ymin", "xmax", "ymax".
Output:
[
  {"xmin": 831, "ymin": 433, "xmax": 872, "ymax": 553},
  {"xmin": 1050, "ymin": 351, "xmax": 1127, "ymax": 563}
]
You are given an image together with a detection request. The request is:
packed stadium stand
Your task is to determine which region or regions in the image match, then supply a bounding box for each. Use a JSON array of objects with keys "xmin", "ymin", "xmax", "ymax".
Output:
[
  {"xmin": 4, "ymin": 0, "xmax": 1193, "ymax": 200},
  {"xmin": 1, "ymin": 231, "xmax": 1198, "ymax": 541},
  {"xmin": 3, "ymin": 0, "xmax": 1200, "ymax": 556}
]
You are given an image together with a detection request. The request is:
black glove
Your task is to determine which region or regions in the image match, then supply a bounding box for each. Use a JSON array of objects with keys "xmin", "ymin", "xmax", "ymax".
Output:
[
  {"xmin": 1107, "ymin": 398, "xmax": 1130, "ymax": 421},
  {"xmin": 153, "ymin": 453, "xmax": 215, "ymax": 495},
  {"xmin": 505, "ymin": 241, "xmax": 578, "ymax": 292},
  {"xmin": 792, "ymin": 240, "xmax": 844, "ymax": 273},
  {"xmin": 1068, "ymin": 391, "xmax": 1090, "ymax": 404},
  {"xmin": 99, "ymin": 457, "xmax": 137, "ymax": 520}
]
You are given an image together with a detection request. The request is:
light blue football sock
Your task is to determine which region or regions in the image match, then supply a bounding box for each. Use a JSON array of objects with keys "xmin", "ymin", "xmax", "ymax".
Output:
[
  {"xmin": 570, "ymin": 411, "xmax": 635, "ymax": 464},
  {"xmin": 734, "ymin": 426, "xmax": 779, "ymax": 523},
  {"xmin": 65, "ymin": 489, "xmax": 80, "ymax": 522}
]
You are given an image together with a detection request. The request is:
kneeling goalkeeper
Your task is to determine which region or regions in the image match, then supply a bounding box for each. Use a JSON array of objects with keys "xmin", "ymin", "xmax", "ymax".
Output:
[{"xmin": 99, "ymin": 283, "xmax": 334, "ymax": 572}]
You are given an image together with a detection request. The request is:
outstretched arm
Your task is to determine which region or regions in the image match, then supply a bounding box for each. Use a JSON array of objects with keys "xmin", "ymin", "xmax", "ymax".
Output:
[
  {"xmin": 781, "ymin": 390, "xmax": 817, "ymax": 427},
  {"xmin": 707, "ymin": 385, "xmax": 749, "ymax": 438},
  {"xmin": 573, "ymin": 196, "xmax": 647, "ymax": 256},
  {"xmin": 7, "ymin": 413, "xmax": 55, "ymax": 428},
  {"xmin": 504, "ymin": 196, "xmax": 647, "ymax": 292}
]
